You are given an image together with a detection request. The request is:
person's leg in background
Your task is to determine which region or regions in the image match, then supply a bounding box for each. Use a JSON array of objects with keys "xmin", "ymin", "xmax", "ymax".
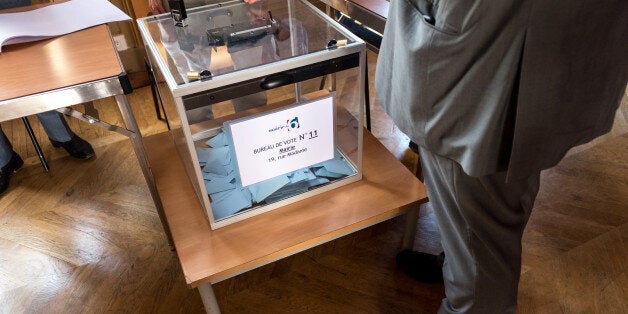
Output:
[
  {"xmin": 0, "ymin": 111, "xmax": 94, "ymax": 195},
  {"xmin": 37, "ymin": 111, "xmax": 94, "ymax": 160},
  {"xmin": 37, "ymin": 111, "xmax": 72, "ymax": 143},
  {"xmin": 0, "ymin": 128, "xmax": 24, "ymax": 194},
  {"xmin": 419, "ymin": 147, "xmax": 540, "ymax": 313}
]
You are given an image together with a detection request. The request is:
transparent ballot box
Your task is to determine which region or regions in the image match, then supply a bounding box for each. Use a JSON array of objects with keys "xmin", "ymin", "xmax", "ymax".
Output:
[{"xmin": 138, "ymin": 0, "xmax": 365, "ymax": 229}]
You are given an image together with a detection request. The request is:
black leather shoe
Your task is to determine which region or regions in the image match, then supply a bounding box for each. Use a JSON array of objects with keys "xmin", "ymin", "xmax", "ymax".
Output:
[
  {"xmin": 0, "ymin": 152, "xmax": 24, "ymax": 195},
  {"xmin": 409, "ymin": 141, "xmax": 419, "ymax": 154},
  {"xmin": 396, "ymin": 250, "xmax": 445, "ymax": 283},
  {"xmin": 50, "ymin": 134, "xmax": 95, "ymax": 160}
]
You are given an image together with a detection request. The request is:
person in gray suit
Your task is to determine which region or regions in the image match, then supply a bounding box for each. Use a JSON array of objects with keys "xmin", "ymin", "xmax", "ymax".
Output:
[{"xmin": 375, "ymin": 0, "xmax": 627, "ymax": 312}]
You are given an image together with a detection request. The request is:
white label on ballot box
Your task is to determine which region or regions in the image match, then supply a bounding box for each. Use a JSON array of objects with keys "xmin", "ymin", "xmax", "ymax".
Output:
[{"xmin": 227, "ymin": 95, "xmax": 335, "ymax": 187}]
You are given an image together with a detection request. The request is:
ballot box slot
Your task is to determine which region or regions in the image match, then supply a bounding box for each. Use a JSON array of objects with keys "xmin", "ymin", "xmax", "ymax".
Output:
[{"xmin": 182, "ymin": 53, "xmax": 359, "ymax": 111}]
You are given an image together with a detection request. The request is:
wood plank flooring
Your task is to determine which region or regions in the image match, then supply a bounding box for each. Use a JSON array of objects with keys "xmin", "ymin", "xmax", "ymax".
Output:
[{"xmin": 0, "ymin": 51, "xmax": 626, "ymax": 313}]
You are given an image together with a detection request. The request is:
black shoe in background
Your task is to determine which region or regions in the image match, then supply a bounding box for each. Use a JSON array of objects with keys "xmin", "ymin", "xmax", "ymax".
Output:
[
  {"xmin": 409, "ymin": 141, "xmax": 419, "ymax": 154},
  {"xmin": 0, "ymin": 152, "xmax": 24, "ymax": 195},
  {"xmin": 50, "ymin": 134, "xmax": 95, "ymax": 160},
  {"xmin": 396, "ymin": 250, "xmax": 445, "ymax": 283}
]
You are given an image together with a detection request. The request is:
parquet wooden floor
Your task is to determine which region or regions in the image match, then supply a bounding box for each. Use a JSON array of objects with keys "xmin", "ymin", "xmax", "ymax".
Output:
[{"xmin": 0, "ymin": 51, "xmax": 626, "ymax": 313}]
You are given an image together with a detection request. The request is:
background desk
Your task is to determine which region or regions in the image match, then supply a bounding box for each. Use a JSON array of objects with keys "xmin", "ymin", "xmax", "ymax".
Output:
[
  {"xmin": 145, "ymin": 130, "xmax": 428, "ymax": 312},
  {"xmin": 317, "ymin": 0, "xmax": 388, "ymax": 51},
  {"xmin": 313, "ymin": 0, "xmax": 388, "ymax": 131},
  {"xmin": 0, "ymin": 24, "xmax": 171, "ymax": 244}
]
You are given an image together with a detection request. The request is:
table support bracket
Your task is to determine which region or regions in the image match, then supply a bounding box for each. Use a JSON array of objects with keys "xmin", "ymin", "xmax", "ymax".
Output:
[{"xmin": 56, "ymin": 107, "xmax": 134, "ymax": 138}]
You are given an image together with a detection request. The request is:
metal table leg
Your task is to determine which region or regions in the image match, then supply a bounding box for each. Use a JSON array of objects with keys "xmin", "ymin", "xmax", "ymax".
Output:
[
  {"xmin": 114, "ymin": 94, "xmax": 174, "ymax": 248},
  {"xmin": 198, "ymin": 283, "xmax": 221, "ymax": 313}
]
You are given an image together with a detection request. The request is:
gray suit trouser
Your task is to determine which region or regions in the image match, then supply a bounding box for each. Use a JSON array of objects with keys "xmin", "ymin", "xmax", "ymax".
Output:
[
  {"xmin": 0, "ymin": 111, "xmax": 73, "ymax": 167},
  {"xmin": 419, "ymin": 147, "xmax": 540, "ymax": 313}
]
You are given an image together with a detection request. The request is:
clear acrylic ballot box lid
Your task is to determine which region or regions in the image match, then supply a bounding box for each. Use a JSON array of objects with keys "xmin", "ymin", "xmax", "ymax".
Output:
[
  {"xmin": 138, "ymin": 0, "xmax": 366, "ymax": 229},
  {"xmin": 139, "ymin": 0, "xmax": 358, "ymax": 88}
]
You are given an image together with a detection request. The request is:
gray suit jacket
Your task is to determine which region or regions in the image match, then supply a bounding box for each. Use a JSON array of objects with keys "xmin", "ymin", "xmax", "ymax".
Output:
[{"xmin": 375, "ymin": 0, "xmax": 628, "ymax": 179}]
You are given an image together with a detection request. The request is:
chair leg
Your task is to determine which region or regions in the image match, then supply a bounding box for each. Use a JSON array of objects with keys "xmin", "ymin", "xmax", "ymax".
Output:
[
  {"xmin": 145, "ymin": 58, "xmax": 171, "ymax": 130},
  {"xmin": 415, "ymin": 156, "xmax": 424, "ymax": 182},
  {"xmin": 22, "ymin": 117, "xmax": 50, "ymax": 172}
]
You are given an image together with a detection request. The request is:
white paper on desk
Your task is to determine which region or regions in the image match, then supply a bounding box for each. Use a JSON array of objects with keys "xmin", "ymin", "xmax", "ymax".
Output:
[{"xmin": 0, "ymin": 0, "xmax": 130, "ymax": 52}]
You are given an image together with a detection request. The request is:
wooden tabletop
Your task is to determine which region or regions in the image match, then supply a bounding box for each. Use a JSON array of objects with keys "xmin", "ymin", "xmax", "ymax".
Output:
[
  {"xmin": 144, "ymin": 129, "xmax": 427, "ymax": 288},
  {"xmin": 0, "ymin": 24, "xmax": 122, "ymax": 102}
]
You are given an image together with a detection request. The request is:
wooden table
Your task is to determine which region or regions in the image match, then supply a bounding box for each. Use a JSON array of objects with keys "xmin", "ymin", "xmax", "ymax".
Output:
[
  {"xmin": 0, "ymin": 9, "xmax": 171, "ymax": 244},
  {"xmin": 144, "ymin": 130, "xmax": 427, "ymax": 312}
]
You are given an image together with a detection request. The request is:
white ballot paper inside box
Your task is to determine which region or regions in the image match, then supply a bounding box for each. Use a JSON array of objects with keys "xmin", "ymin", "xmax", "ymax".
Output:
[{"xmin": 226, "ymin": 95, "xmax": 336, "ymax": 187}]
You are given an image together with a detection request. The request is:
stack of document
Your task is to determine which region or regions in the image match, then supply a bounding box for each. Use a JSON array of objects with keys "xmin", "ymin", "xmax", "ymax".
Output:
[
  {"xmin": 196, "ymin": 130, "xmax": 357, "ymax": 220},
  {"xmin": 0, "ymin": 0, "xmax": 130, "ymax": 52}
]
